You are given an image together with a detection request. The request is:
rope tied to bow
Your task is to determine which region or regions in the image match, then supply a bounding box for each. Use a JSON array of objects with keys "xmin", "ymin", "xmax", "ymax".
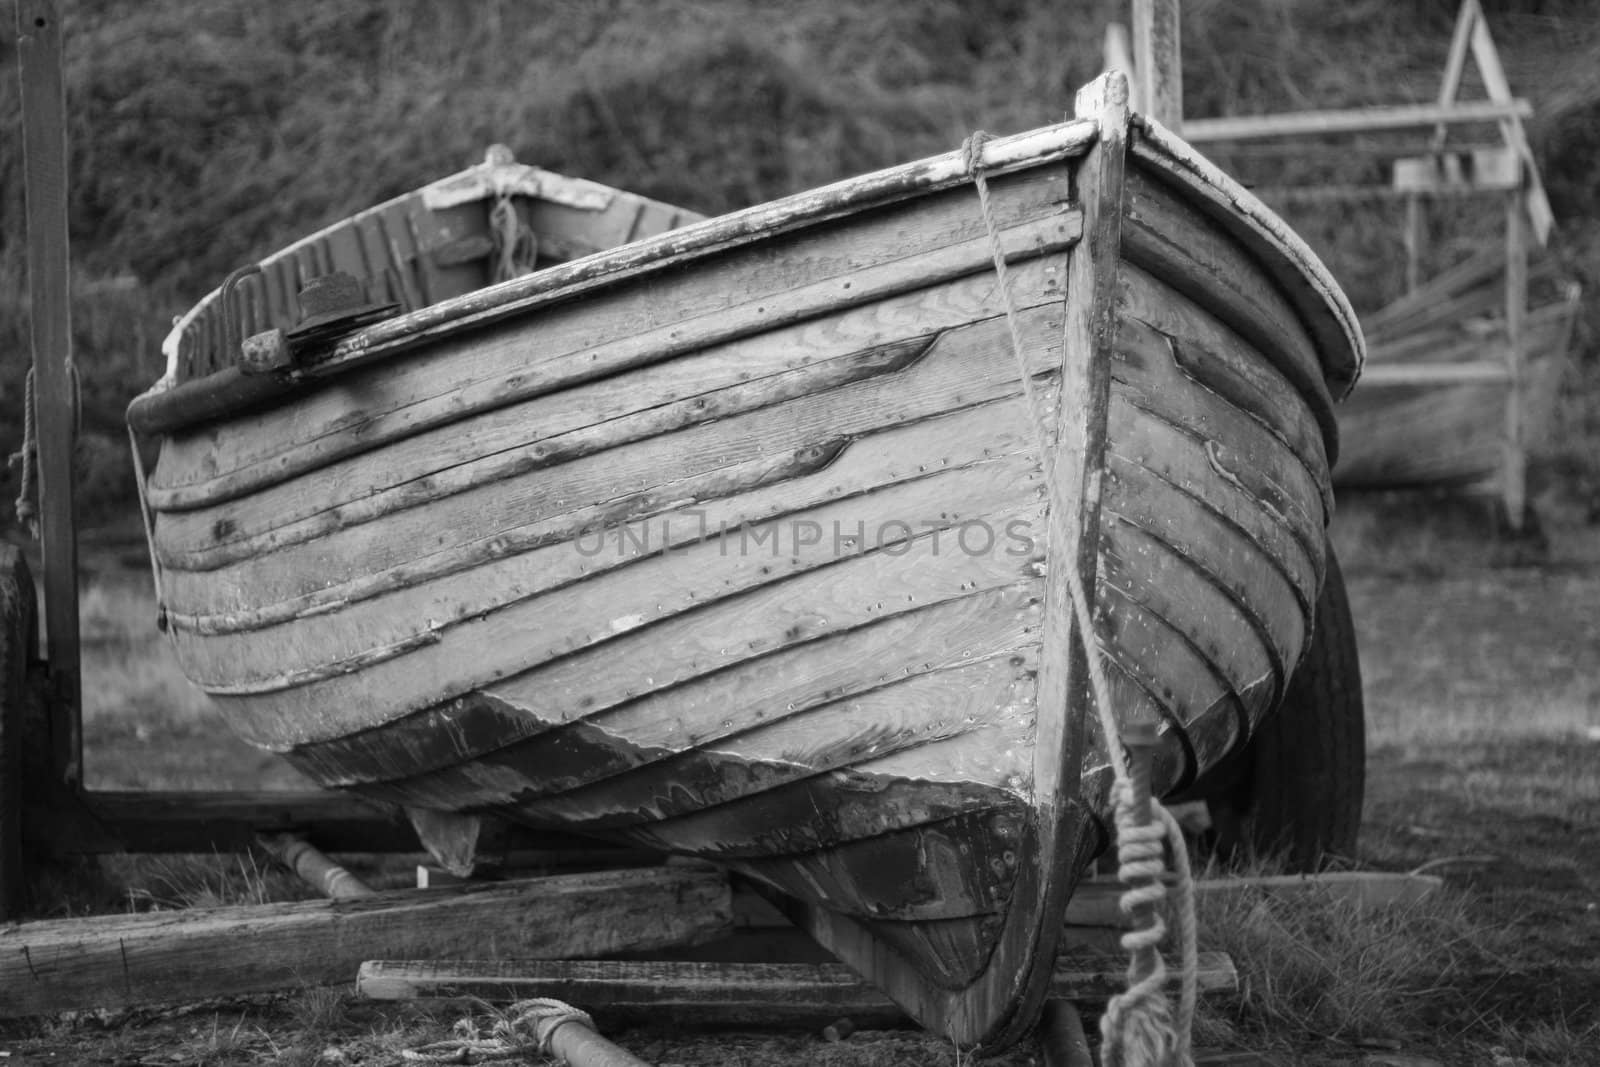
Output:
[
  {"xmin": 962, "ymin": 129, "xmax": 1197, "ymax": 1067},
  {"xmin": 9, "ymin": 368, "xmax": 38, "ymax": 538},
  {"xmin": 489, "ymin": 191, "xmax": 539, "ymax": 284},
  {"xmin": 402, "ymin": 998, "xmax": 596, "ymax": 1063}
]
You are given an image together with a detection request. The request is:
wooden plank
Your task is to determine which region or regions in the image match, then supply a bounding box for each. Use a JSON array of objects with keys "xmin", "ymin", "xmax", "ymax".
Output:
[
  {"xmin": 1391, "ymin": 146, "xmax": 1520, "ymax": 194},
  {"xmin": 1182, "ymin": 99, "xmax": 1533, "ymax": 142},
  {"xmin": 1358, "ymin": 361, "xmax": 1510, "ymax": 386},
  {"xmin": 16, "ymin": 0, "xmax": 81, "ymax": 791},
  {"xmin": 1403, "ymin": 192, "xmax": 1422, "ymax": 294},
  {"xmin": 1467, "ymin": 5, "xmax": 1553, "ymax": 244},
  {"xmin": 1132, "ymin": 0, "xmax": 1181, "ymax": 131},
  {"xmin": 146, "ymin": 181, "xmax": 1078, "ymax": 500},
  {"xmin": 1501, "ymin": 188, "xmax": 1527, "ymax": 527},
  {"xmin": 0, "ymin": 866, "xmax": 731, "ymax": 1018},
  {"xmin": 0, "ymin": 547, "xmax": 36, "ymax": 920},
  {"xmin": 138, "ymin": 121, "xmax": 1095, "ymax": 416},
  {"xmin": 1364, "ymin": 277, "xmax": 1508, "ymax": 346},
  {"xmin": 151, "ymin": 237, "xmax": 1072, "ymax": 532},
  {"xmin": 292, "ymin": 582, "xmax": 1037, "ymax": 792},
  {"xmin": 354, "ymin": 953, "xmax": 1241, "ymax": 1023},
  {"xmin": 1432, "ymin": 0, "xmax": 1480, "ymax": 139},
  {"xmin": 162, "ymin": 432, "xmax": 1047, "ymax": 689},
  {"xmin": 1363, "ymin": 245, "xmax": 1504, "ymax": 334},
  {"xmin": 209, "ymin": 491, "xmax": 1044, "ymax": 752},
  {"xmin": 1125, "ymin": 126, "xmax": 1362, "ymax": 404}
]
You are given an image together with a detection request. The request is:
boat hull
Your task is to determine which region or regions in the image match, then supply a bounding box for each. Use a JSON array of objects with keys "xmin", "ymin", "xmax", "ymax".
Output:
[{"xmin": 130, "ymin": 76, "xmax": 1361, "ymax": 1049}]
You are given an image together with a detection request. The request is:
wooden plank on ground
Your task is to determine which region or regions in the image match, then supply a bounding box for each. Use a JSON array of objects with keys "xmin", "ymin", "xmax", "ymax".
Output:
[
  {"xmin": 0, "ymin": 866, "xmax": 730, "ymax": 1018},
  {"xmin": 355, "ymin": 954, "xmax": 1239, "ymax": 1025}
]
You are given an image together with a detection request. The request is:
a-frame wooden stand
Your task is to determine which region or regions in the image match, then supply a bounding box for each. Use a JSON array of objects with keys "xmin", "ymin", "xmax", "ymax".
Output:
[{"xmin": 1175, "ymin": 0, "xmax": 1558, "ymax": 530}]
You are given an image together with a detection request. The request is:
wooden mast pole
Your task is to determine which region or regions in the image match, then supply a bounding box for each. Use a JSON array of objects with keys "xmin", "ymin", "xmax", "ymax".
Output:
[
  {"xmin": 1132, "ymin": 0, "xmax": 1181, "ymax": 132},
  {"xmin": 16, "ymin": 0, "xmax": 83, "ymax": 790}
]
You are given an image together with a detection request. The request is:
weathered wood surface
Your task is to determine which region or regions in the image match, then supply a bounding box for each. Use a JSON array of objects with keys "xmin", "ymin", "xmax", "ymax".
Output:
[
  {"xmin": 354, "ymin": 953, "xmax": 1241, "ymax": 1024},
  {"xmin": 1336, "ymin": 280, "xmax": 1578, "ymax": 491},
  {"xmin": 1358, "ymin": 361, "xmax": 1509, "ymax": 386},
  {"xmin": 1127, "ymin": 119, "xmax": 1363, "ymax": 401},
  {"xmin": 149, "ymin": 176, "xmax": 1078, "ymax": 522},
  {"xmin": 0, "ymin": 546, "xmax": 35, "ymax": 920},
  {"xmin": 1501, "ymin": 187, "xmax": 1528, "ymax": 524},
  {"xmin": 1182, "ymin": 99, "xmax": 1533, "ymax": 143},
  {"xmin": 159, "ymin": 159, "xmax": 703, "ymax": 385},
  {"xmin": 1442, "ymin": 0, "xmax": 1552, "ymax": 243},
  {"xmin": 1132, "ymin": 0, "xmax": 1182, "ymax": 131},
  {"xmin": 1391, "ymin": 145, "xmax": 1519, "ymax": 195},
  {"xmin": 129, "ymin": 121, "xmax": 1097, "ymax": 438},
  {"xmin": 123, "ymin": 71, "xmax": 1361, "ymax": 1052},
  {"xmin": 16, "ymin": 0, "xmax": 82, "ymax": 792},
  {"xmin": 0, "ymin": 866, "xmax": 731, "ymax": 1018}
]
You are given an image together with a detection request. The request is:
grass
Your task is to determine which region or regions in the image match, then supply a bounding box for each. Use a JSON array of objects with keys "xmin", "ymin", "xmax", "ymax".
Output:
[
  {"xmin": 78, "ymin": 567, "xmax": 311, "ymax": 791},
  {"xmin": 1191, "ymin": 863, "xmax": 1501, "ymax": 1052}
]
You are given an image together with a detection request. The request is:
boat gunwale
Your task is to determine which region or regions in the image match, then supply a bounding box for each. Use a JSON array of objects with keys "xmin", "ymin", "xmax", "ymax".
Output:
[
  {"xmin": 130, "ymin": 121, "xmax": 1101, "ymax": 436},
  {"xmin": 1126, "ymin": 115, "xmax": 1366, "ymax": 399}
]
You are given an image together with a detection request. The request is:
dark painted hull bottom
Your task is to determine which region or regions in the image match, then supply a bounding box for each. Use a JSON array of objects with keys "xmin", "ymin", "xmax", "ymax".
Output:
[{"xmin": 284, "ymin": 693, "xmax": 1062, "ymax": 989}]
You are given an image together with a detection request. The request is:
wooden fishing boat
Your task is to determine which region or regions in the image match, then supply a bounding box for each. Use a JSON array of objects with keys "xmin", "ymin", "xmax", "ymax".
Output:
[
  {"xmin": 1335, "ymin": 247, "xmax": 1580, "ymax": 490},
  {"xmin": 127, "ymin": 75, "xmax": 1362, "ymax": 1049}
]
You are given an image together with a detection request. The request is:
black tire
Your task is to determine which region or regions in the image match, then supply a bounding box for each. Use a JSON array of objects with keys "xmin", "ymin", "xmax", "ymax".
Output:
[{"xmin": 1207, "ymin": 538, "xmax": 1365, "ymax": 872}]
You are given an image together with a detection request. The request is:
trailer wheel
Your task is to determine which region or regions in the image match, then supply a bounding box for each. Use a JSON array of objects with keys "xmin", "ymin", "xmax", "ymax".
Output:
[{"xmin": 1207, "ymin": 539, "xmax": 1365, "ymax": 872}]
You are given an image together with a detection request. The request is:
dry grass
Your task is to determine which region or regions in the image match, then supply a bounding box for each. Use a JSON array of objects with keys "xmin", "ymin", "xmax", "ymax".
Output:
[
  {"xmin": 1192, "ymin": 861, "xmax": 1506, "ymax": 1052},
  {"xmin": 78, "ymin": 569, "xmax": 312, "ymax": 790}
]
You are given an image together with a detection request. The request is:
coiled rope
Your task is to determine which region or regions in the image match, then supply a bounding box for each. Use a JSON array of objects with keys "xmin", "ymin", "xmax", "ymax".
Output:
[
  {"xmin": 9, "ymin": 359, "xmax": 80, "ymax": 540},
  {"xmin": 962, "ymin": 130, "xmax": 1197, "ymax": 1067},
  {"xmin": 402, "ymin": 997, "xmax": 598, "ymax": 1063}
]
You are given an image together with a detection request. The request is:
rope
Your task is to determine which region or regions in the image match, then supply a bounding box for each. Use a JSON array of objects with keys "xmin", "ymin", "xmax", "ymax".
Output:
[
  {"xmin": 402, "ymin": 998, "xmax": 596, "ymax": 1063},
  {"xmin": 962, "ymin": 130, "xmax": 1196, "ymax": 1067},
  {"xmin": 9, "ymin": 368, "xmax": 37, "ymax": 538},
  {"xmin": 127, "ymin": 423, "xmax": 169, "ymax": 631},
  {"xmin": 489, "ymin": 191, "xmax": 539, "ymax": 284}
]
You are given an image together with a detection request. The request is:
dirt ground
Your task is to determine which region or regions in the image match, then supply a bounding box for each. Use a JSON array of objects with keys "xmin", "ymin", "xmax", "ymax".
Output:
[
  {"xmin": 1347, "ymin": 564, "xmax": 1600, "ymax": 1055},
  {"xmin": 3, "ymin": 496, "xmax": 1598, "ymax": 1065}
]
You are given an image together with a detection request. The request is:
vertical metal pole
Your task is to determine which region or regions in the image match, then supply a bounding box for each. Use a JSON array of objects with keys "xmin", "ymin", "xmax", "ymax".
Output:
[
  {"xmin": 16, "ymin": 0, "xmax": 83, "ymax": 789},
  {"xmin": 1132, "ymin": 0, "xmax": 1182, "ymax": 133}
]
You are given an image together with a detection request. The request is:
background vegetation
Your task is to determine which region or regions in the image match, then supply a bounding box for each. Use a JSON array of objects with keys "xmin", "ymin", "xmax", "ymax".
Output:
[{"xmin": 1, "ymin": 0, "xmax": 1597, "ymax": 531}]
